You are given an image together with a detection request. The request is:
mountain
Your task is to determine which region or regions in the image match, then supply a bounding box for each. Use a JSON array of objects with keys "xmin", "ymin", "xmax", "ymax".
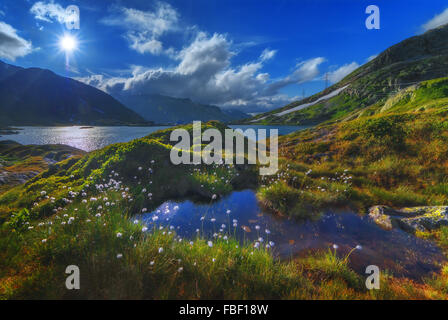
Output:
[
  {"xmin": 247, "ymin": 23, "xmax": 448, "ymax": 125},
  {"xmin": 0, "ymin": 61, "xmax": 149, "ymax": 126},
  {"xmin": 115, "ymin": 93, "xmax": 250, "ymax": 124}
]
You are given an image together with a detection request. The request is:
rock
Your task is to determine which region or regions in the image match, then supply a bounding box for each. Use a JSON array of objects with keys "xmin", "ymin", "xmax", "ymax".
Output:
[
  {"xmin": 368, "ymin": 206, "xmax": 400, "ymax": 230},
  {"xmin": 368, "ymin": 205, "xmax": 448, "ymax": 233}
]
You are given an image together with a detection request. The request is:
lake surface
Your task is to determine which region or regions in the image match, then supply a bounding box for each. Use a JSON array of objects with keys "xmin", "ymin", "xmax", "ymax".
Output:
[
  {"xmin": 136, "ymin": 190, "xmax": 445, "ymax": 280},
  {"xmin": 0, "ymin": 125, "xmax": 307, "ymax": 152}
]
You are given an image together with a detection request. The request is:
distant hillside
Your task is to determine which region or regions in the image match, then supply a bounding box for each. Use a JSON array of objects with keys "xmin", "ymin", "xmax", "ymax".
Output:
[
  {"xmin": 247, "ymin": 23, "xmax": 448, "ymax": 125},
  {"xmin": 116, "ymin": 93, "xmax": 249, "ymax": 124},
  {"xmin": 0, "ymin": 61, "xmax": 149, "ymax": 126}
]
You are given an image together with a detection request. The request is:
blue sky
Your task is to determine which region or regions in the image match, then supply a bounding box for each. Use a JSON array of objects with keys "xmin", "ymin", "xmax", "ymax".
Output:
[{"xmin": 1, "ymin": 0, "xmax": 448, "ymax": 113}]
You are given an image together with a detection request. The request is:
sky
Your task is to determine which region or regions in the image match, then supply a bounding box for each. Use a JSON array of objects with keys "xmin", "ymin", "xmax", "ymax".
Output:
[{"xmin": 1, "ymin": 0, "xmax": 448, "ymax": 113}]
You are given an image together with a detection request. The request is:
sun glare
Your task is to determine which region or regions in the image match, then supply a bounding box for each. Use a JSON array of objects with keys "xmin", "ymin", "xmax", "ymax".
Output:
[{"xmin": 60, "ymin": 35, "xmax": 77, "ymax": 52}]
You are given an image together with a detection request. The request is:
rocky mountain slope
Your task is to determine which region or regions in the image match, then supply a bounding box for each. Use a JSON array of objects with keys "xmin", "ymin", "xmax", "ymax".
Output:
[{"xmin": 247, "ymin": 23, "xmax": 448, "ymax": 125}]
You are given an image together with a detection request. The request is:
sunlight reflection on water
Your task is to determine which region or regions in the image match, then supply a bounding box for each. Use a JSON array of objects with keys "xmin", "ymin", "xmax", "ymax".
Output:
[{"xmin": 0, "ymin": 125, "xmax": 306, "ymax": 151}]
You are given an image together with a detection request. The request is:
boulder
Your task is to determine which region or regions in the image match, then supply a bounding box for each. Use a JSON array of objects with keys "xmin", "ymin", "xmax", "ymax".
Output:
[{"xmin": 368, "ymin": 205, "xmax": 448, "ymax": 233}]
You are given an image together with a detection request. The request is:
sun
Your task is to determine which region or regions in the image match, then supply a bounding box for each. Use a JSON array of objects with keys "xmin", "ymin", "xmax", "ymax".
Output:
[{"xmin": 59, "ymin": 35, "xmax": 77, "ymax": 52}]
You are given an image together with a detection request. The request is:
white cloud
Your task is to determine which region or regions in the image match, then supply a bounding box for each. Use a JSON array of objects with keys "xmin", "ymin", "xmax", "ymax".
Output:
[
  {"xmin": 422, "ymin": 8, "xmax": 448, "ymax": 31},
  {"xmin": 0, "ymin": 21, "xmax": 33, "ymax": 61},
  {"xmin": 128, "ymin": 34, "xmax": 163, "ymax": 55},
  {"xmin": 101, "ymin": 2, "xmax": 179, "ymax": 55},
  {"xmin": 260, "ymin": 49, "xmax": 277, "ymax": 61},
  {"xmin": 328, "ymin": 62, "xmax": 359, "ymax": 84},
  {"xmin": 76, "ymin": 32, "xmax": 324, "ymax": 112},
  {"xmin": 176, "ymin": 32, "xmax": 232, "ymax": 75},
  {"xmin": 366, "ymin": 54, "xmax": 378, "ymax": 62},
  {"xmin": 30, "ymin": 1, "xmax": 72, "ymax": 24},
  {"xmin": 264, "ymin": 57, "xmax": 326, "ymax": 94}
]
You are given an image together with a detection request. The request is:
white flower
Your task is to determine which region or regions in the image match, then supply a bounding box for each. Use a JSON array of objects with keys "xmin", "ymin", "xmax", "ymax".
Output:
[
  {"xmin": 116, "ymin": 253, "xmax": 123, "ymax": 259},
  {"xmin": 212, "ymin": 194, "xmax": 217, "ymax": 200},
  {"xmin": 226, "ymin": 210, "xmax": 231, "ymax": 214},
  {"xmin": 208, "ymin": 241, "xmax": 213, "ymax": 248},
  {"xmin": 255, "ymin": 225, "xmax": 260, "ymax": 230},
  {"xmin": 158, "ymin": 247, "xmax": 163, "ymax": 253},
  {"xmin": 269, "ymin": 241, "xmax": 275, "ymax": 247},
  {"xmin": 356, "ymin": 245, "xmax": 362, "ymax": 250},
  {"xmin": 178, "ymin": 267, "xmax": 183, "ymax": 272},
  {"xmin": 332, "ymin": 244, "xmax": 339, "ymax": 250},
  {"xmin": 41, "ymin": 239, "xmax": 47, "ymax": 243},
  {"xmin": 142, "ymin": 208, "xmax": 147, "ymax": 213},
  {"xmin": 210, "ymin": 218, "xmax": 216, "ymax": 223},
  {"xmin": 40, "ymin": 191, "xmax": 47, "ymax": 196},
  {"xmin": 133, "ymin": 219, "xmax": 139, "ymax": 224},
  {"xmin": 265, "ymin": 229, "xmax": 271, "ymax": 234},
  {"xmin": 142, "ymin": 227, "xmax": 148, "ymax": 232},
  {"xmin": 150, "ymin": 261, "xmax": 155, "ymax": 266},
  {"xmin": 116, "ymin": 232, "xmax": 122, "ymax": 238}
]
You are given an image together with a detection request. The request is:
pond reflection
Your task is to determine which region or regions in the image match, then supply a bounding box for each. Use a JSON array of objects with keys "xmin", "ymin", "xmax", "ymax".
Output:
[{"xmin": 137, "ymin": 190, "xmax": 446, "ymax": 280}]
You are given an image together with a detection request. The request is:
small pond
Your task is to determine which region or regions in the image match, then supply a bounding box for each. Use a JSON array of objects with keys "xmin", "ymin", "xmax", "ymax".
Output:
[{"xmin": 136, "ymin": 190, "xmax": 446, "ymax": 280}]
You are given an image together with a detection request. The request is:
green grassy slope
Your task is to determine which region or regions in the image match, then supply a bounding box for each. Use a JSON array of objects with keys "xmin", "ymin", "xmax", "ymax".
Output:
[{"xmin": 0, "ymin": 141, "xmax": 85, "ymax": 194}]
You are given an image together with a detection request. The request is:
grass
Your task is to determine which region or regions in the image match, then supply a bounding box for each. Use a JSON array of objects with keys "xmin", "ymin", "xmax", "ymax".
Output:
[
  {"xmin": 1, "ymin": 121, "xmax": 448, "ymax": 299},
  {"xmin": 259, "ymin": 105, "xmax": 448, "ymax": 218},
  {"xmin": 1, "ymin": 186, "xmax": 446, "ymax": 300}
]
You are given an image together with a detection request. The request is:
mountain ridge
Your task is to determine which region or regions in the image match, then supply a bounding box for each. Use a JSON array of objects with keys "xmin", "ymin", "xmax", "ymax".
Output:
[
  {"xmin": 0, "ymin": 61, "xmax": 150, "ymax": 126},
  {"xmin": 114, "ymin": 92, "xmax": 250, "ymax": 125}
]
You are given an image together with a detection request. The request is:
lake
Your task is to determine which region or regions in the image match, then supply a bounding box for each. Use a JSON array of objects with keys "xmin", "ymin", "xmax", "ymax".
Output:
[
  {"xmin": 0, "ymin": 125, "xmax": 307, "ymax": 152},
  {"xmin": 136, "ymin": 190, "xmax": 446, "ymax": 280}
]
